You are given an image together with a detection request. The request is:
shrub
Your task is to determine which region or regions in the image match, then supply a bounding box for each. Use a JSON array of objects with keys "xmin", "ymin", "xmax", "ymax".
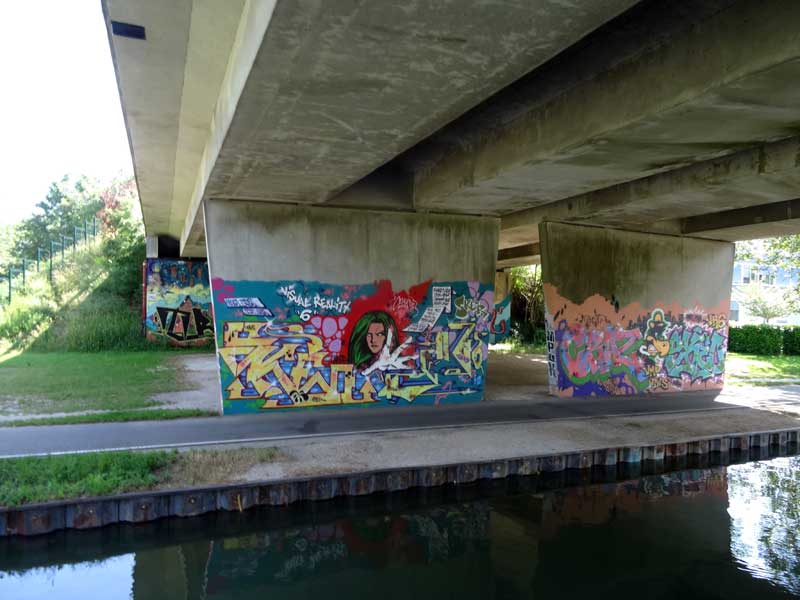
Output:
[
  {"xmin": 728, "ymin": 325, "xmax": 783, "ymax": 355},
  {"xmin": 783, "ymin": 327, "xmax": 800, "ymax": 356}
]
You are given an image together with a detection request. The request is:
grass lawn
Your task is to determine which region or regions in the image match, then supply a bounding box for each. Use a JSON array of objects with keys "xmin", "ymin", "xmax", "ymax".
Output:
[
  {"xmin": 725, "ymin": 353, "xmax": 800, "ymax": 386},
  {"xmin": 0, "ymin": 350, "xmax": 202, "ymax": 414},
  {"xmin": 0, "ymin": 447, "xmax": 281, "ymax": 508}
]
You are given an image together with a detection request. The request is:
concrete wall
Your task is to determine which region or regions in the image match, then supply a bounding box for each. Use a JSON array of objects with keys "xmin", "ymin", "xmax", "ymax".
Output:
[
  {"xmin": 204, "ymin": 200, "xmax": 499, "ymax": 414},
  {"xmin": 540, "ymin": 222, "xmax": 733, "ymax": 397}
]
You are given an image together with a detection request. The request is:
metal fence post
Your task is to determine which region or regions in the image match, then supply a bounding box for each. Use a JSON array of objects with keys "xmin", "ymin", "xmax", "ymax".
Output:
[{"xmin": 49, "ymin": 240, "xmax": 55, "ymax": 282}]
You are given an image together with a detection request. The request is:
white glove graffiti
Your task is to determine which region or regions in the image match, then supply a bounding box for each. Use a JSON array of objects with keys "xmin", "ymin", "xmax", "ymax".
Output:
[{"xmin": 362, "ymin": 328, "xmax": 417, "ymax": 376}]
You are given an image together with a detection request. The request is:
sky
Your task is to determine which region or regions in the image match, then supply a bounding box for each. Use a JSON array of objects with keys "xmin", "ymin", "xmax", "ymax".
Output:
[{"xmin": 0, "ymin": 1, "xmax": 133, "ymax": 226}]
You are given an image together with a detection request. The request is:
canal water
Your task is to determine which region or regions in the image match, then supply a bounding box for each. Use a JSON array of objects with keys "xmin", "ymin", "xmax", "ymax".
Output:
[{"xmin": 1, "ymin": 455, "xmax": 799, "ymax": 599}]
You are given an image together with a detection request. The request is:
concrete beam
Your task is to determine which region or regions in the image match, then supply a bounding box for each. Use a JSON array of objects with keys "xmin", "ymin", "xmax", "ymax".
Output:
[
  {"xmin": 500, "ymin": 135, "xmax": 800, "ymax": 248},
  {"xmin": 497, "ymin": 243, "xmax": 541, "ymax": 269},
  {"xmin": 407, "ymin": 0, "xmax": 800, "ymax": 217},
  {"xmin": 180, "ymin": 0, "xmax": 277, "ymax": 256},
  {"xmin": 104, "ymin": 0, "xmax": 248, "ymax": 245},
  {"xmin": 682, "ymin": 198, "xmax": 800, "ymax": 241}
]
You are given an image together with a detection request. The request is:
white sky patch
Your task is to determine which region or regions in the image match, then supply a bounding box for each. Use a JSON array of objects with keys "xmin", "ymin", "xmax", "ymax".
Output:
[
  {"xmin": 0, "ymin": 1, "xmax": 132, "ymax": 226},
  {"xmin": 0, "ymin": 553, "xmax": 134, "ymax": 600}
]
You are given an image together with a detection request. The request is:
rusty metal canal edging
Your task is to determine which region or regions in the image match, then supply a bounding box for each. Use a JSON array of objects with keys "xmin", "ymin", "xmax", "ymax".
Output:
[{"xmin": 2, "ymin": 427, "xmax": 798, "ymax": 537}]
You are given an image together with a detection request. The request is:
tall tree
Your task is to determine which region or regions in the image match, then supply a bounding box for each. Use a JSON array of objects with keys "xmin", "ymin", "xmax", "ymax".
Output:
[
  {"xmin": 741, "ymin": 283, "xmax": 789, "ymax": 324},
  {"xmin": 11, "ymin": 175, "xmax": 104, "ymax": 260}
]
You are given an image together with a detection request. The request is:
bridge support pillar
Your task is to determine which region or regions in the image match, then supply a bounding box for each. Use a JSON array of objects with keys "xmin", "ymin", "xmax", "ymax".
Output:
[
  {"xmin": 540, "ymin": 222, "xmax": 733, "ymax": 397},
  {"xmin": 204, "ymin": 199, "xmax": 499, "ymax": 414}
]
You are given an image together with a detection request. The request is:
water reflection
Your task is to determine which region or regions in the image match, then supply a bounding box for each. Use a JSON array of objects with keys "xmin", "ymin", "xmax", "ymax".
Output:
[
  {"xmin": 0, "ymin": 554, "xmax": 134, "ymax": 600},
  {"xmin": 1, "ymin": 457, "xmax": 799, "ymax": 599},
  {"xmin": 729, "ymin": 456, "xmax": 800, "ymax": 594}
]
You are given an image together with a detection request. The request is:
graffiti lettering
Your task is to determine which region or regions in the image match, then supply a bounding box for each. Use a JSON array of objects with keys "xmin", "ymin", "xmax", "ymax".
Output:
[
  {"xmin": 664, "ymin": 327, "xmax": 726, "ymax": 381},
  {"xmin": 558, "ymin": 323, "xmax": 648, "ymax": 392},
  {"xmin": 278, "ymin": 284, "xmax": 352, "ymax": 314},
  {"xmin": 549, "ymin": 298, "xmax": 729, "ymax": 396},
  {"xmin": 454, "ymin": 295, "xmax": 489, "ymax": 321}
]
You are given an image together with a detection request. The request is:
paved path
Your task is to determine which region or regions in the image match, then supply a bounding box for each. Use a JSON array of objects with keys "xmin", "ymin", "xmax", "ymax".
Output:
[{"xmin": 0, "ymin": 390, "xmax": 741, "ymax": 457}]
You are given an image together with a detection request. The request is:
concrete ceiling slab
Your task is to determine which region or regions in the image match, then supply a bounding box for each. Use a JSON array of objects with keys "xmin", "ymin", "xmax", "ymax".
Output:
[
  {"xmin": 406, "ymin": 0, "xmax": 800, "ymax": 222},
  {"xmin": 200, "ymin": 0, "xmax": 637, "ymax": 209},
  {"xmin": 499, "ymin": 136, "xmax": 800, "ymax": 248}
]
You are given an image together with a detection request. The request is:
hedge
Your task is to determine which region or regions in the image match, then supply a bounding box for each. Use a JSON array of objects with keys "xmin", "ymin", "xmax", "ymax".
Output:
[
  {"xmin": 783, "ymin": 327, "xmax": 800, "ymax": 356},
  {"xmin": 727, "ymin": 324, "xmax": 800, "ymax": 356}
]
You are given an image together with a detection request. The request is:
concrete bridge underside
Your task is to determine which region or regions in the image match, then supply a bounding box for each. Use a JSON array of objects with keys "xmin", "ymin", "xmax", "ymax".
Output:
[{"xmin": 105, "ymin": 0, "xmax": 800, "ymax": 401}]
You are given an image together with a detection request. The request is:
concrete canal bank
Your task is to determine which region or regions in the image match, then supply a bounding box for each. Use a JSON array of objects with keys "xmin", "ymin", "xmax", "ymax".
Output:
[{"xmin": 2, "ymin": 404, "xmax": 799, "ymax": 537}]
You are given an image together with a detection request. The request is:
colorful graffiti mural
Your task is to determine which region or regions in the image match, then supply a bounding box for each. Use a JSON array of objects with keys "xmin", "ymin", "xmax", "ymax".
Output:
[
  {"xmin": 488, "ymin": 295, "xmax": 511, "ymax": 344},
  {"xmin": 211, "ymin": 279, "xmax": 502, "ymax": 413},
  {"xmin": 143, "ymin": 259, "xmax": 213, "ymax": 347},
  {"xmin": 545, "ymin": 284, "xmax": 728, "ymax": 396}
]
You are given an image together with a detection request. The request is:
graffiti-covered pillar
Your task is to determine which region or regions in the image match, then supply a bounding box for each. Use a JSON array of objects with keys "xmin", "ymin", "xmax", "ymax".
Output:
[
  {"xmin": 204, "ymin": 200, "xmax": 500, "ymax": 414},
  {"xmin": 540, "ymin": 222, "xmax": 733, "ymax": 397}
]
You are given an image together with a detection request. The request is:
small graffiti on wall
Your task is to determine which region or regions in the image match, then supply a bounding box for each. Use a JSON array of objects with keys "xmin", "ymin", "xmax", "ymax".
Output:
[
  {"xmin": 545, "ymin": 284, "xmax": 728, "ymax": 396},
  {"xmin": 488, "ymin": 295, "xmax": 511, "ymax": 344},
  {"xmin": 212, "ymin": 279, "xmax": 507, "ymax": 413},
  {"xmin": 144, "ymin": 259, "xmax": 213, "ymax": 346}
]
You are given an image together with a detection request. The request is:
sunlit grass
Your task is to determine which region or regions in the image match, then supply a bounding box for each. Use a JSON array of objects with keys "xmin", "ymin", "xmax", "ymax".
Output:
[
  {"xmin": 0, "ymin": 351, "xmax": 199, "ymax": 414},
  {"xmin": 726, "ymin": 353, "xmax": 800, "ymax": 386}
]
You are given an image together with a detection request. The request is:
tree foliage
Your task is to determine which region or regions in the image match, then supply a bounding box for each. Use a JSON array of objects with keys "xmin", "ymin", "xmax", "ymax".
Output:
[
  {"xmin": 741, "ymin": 283, "xmax": 789, "ymax": 324},
  {"xmin": 10, "ymin": 175, "xmax": 104, "ymax": 260},
  {"xmin": 509, "ymin": 265, "xmax": 546, "ymax": 341}
]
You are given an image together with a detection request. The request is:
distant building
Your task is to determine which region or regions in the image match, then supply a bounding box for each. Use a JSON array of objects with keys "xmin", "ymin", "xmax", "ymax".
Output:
[{"xmin": 730, "ymin": 261, "xmax": 800, "ymax": 325}]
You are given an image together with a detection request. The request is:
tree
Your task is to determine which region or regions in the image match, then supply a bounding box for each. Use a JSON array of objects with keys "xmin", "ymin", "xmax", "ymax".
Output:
[
  {"xmin": 509, "ymin": 265, "xmax": 546, "ymax": 340},
  {"xmin": 0, "ymin": 224, "xmax": 15, "ymax": 265},
  {"xmin": 741, "ymin": 283, "xmax": 789, "ymax": 323},
  {"xmin": 11, "ymin": 175, "xmax": 104, "ymax": 260}
]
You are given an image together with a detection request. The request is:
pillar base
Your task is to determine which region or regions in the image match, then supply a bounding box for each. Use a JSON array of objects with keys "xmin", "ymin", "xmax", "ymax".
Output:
[
  {"xmin": 204, "ymin": 201, "xmax": 502, "ymax": 414},
  {"xmin": 540, "ymin": 222, "xmax": 733, "ymax": 397}
]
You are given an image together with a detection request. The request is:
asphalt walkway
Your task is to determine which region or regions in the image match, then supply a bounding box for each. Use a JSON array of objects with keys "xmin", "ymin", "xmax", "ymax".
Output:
[{"xmin": 0, "ymin": 389, "xmax": 741, "ymax": 457}]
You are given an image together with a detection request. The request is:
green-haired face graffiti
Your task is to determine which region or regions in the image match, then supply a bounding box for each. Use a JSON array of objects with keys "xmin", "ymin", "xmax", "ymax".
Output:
[{"xmin": 348, "ymin": 311, "xmax": 399, "ymax": 369}]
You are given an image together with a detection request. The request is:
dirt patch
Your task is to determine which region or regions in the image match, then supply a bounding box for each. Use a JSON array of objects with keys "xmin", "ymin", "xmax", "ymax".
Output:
[
  {"xmin": 161, "ymin": 447, "xmax": 285, "ymax": 488},
  {"xmin": 150, "ymin": 354, "xmax": 220, "ymax": 413}
]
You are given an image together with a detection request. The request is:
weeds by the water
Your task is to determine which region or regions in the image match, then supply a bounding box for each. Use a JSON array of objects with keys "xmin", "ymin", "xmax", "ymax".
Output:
[
  {"xmin": 0, "ymin": 451, "xmax": 175, "ymax": 507},
  {"xmin": 0, "ymin": 447, "xmax": 282, "ymax": 508}
]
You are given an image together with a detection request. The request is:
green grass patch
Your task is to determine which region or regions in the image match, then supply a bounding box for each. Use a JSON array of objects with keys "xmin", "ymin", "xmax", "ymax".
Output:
[
  {"xmin": 726, "ymin": 353, "xmax": 800, "ymax": 386},
  {"xmin": 0, "ymin": 447, "xmax": 282, "ymax": 508},
  {"xmin": 1, "ymin": 408, "xmax": 217, "ymax": 427},
  {"xmin": 0, "ymin": 451, "xmax": 176, "ymax": 507},
  {"xmin": 0, "ymin": 350, "xmax": 200, "ymax": 414}
]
